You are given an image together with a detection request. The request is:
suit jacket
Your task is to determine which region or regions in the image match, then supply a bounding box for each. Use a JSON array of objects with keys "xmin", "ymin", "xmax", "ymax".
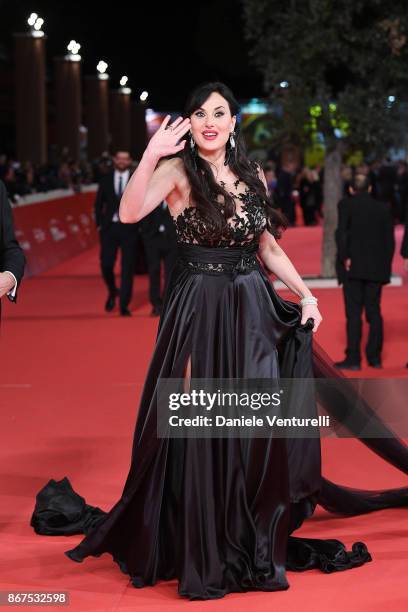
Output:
[
  {"xmin": 138, "ymin": 202, "xmax": 177, "ymax": 244},
  {"xmin": 94, "ymin": 170, "xmax": 137, "ymax": 231},
  {"xmin": 0, "ymin": 180, "xmax": 26, "ymax": 305},
  {"xmin": 335, "ymin": 192, "xmax": 395, "ymax": 284}
]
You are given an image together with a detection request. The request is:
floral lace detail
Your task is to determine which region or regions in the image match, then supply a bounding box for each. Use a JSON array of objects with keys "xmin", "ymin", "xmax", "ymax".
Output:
[
  {"xmin": 219, "ymin": 178, "xmax": 240, "ymax": 190},
  {"xmin": 172, "ymin": 185, "xmax": 267, "ymax": 248}
]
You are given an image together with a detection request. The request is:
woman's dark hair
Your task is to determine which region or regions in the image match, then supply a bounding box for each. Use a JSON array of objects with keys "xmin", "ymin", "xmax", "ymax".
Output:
[{"xmin": 179, "ymin": 81, "xmax": 287, "ymax": 242}]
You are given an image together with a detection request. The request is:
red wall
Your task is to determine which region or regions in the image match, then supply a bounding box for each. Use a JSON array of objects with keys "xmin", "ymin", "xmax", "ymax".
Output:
[{"xmin": 13, "ymin": 191, "xmax": 98, "ymax": 277}]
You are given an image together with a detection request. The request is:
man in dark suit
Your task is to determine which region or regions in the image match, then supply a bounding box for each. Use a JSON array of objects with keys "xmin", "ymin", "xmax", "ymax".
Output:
[
  {"xmin": 334, "ymin": 173, "xmax": 395, "ymax": 370},
  {"xmin": 95, "ymin": 151, "xmax": 139, "ymax": 316},
  {"xmin": 0, "ymin": 180, "xmax": 25, "ymax": 318},
  {"xmin": 138, "ymin": 201, "xmax": 177, "ymax": 316}
]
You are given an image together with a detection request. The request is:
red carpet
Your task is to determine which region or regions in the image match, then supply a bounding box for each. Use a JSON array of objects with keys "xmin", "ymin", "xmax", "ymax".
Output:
[{"xmin": 1, "ymin": 226, "xmax": 407, "ymax": 610}]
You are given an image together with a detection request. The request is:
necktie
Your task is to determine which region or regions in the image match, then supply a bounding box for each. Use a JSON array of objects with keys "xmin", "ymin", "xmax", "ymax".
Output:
[{"xmin": 113, "ymin": 174, "xmax": 124, "ymax": 222}]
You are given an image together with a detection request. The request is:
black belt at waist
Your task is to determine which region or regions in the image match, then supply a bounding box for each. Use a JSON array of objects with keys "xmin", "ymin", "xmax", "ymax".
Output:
[{"xmin": 176, "ymin": 242, "xmax": 260, "ymax": 279}]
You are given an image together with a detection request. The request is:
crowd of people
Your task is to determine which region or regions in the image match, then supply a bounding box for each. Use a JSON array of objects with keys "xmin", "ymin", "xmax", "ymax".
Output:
[
  {"xmin": 0, "ymin": 152, "xmax": 118, "ymax": 203},
  {"xmin": 264, "ymin": 157, "xmax": 408, "ymax": 226},
  {"xmin": 2, "ymin": 147, "xmax": 408, "ymax": 229}
]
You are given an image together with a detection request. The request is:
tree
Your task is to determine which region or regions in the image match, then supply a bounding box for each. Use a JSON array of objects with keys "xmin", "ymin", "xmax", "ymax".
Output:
[{"xmin": 242, "ymin": 0, "xmax": 408, "ymax": 276}]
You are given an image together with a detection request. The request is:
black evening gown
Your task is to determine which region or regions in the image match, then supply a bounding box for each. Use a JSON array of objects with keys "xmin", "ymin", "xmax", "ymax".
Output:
[{"xmin": 34, "ymin": 184, "xmax": 408, "ymax": 600}]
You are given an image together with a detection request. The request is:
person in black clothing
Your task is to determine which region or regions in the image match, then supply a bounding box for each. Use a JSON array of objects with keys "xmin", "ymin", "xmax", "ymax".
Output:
[
  {"xmin": 377, "ymin": 160, "xmax": 397, "ymax": 217},
  {"xmin": 0, "ymin": 180, "xmax": 26, "ymax": 319},
  {"xmin": 138, "ymin": 200, "xmax": 177, "ymax": 316},
  {"xmin": 334, "ymin": 174, "xmax": 395, "ymax": 370},
  {"xmin": 276, "ymin": 164, "xmax": 296, "ymax": 225},
  {"xmin": 298, "ymin": 167, "xmax": 319, "ymax": 226},
  {"xmin": 95, "ymin": 151, "xmax": 139, "ymax": 316},
  {"xmin": 395, "ymin": 161, "xmax": 408, "ymax": 223}
]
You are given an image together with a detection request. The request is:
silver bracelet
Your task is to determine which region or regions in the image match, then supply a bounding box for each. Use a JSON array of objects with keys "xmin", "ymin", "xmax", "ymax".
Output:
[{"xmin": 300, "ymin": 295, "xmax": 318, "ymax": 307}]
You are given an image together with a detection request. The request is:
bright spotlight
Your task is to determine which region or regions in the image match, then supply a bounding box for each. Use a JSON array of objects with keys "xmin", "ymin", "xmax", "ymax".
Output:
[
  {"xmin": 27, "ymin": 13, "xmax": 38, "ymax": 26},
  {"xmin": 97, "ymin": 60, "xmax": 108, "ymax": 74},
  {"xmin": 279, "ymin": 81, "xmax": 289, "ymax": 88},
  {"xmin": 140, "ymin": 90, "xmax": 149, "ymax": 102},
  {"xmin": 119, "ymin": 76, "xmax": 131, "ymax": 93},
  {"xmin": 67, "ymin": 40, "xmax": 81, "ymax": 54},
  {"xmin": 388, "ymin": 95, "xmax": 396, "ymax": 103},
  {"xmin": 27, "ymin": 12, "xmax": 45, "ymax": 36},
  {"xmin": 97, "ymin": 60, "xmax": 109, "ymax": 79},
  {"xmin": 66, "ymin": 40, "xmax": 82, "ymax": 61}
]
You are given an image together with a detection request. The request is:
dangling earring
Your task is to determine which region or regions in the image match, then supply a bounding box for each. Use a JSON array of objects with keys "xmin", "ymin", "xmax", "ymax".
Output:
[
  {"xmin": 189, "ymin": 131, "xmax": 197, "ymax": 171},
  {"xmin": 224, "ymin": 130, "xmax": 236, "ymax": 166},
  {"xmin": 189, "ymin": 131, "xmax": 195, "ymax": 151}
]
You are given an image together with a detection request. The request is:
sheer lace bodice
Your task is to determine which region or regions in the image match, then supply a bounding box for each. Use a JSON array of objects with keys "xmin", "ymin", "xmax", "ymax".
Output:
[{"xmin": 171, "ymin": 183, "xmax": 267, "ymax": 248}]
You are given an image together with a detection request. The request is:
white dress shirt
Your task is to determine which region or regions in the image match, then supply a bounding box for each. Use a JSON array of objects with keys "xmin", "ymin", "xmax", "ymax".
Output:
[
  {"xmin": 112, "ymin": 169, "xmax": 130, "ymax": 222},
  {"xmin": 4, "ymin": 270, "xmax": 17, "ymax": 298}
]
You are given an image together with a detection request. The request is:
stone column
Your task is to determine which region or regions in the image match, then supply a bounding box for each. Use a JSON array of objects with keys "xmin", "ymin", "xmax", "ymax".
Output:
[
  {"xmin": 14, "ymin": 33, "xmax": 47, "ymax": 164},
  {"xmin": 131, "ymin": 101, "xmax": 148, "ymax": 161},
  {"xmin": 109, "ymin": 90, "xmax": 131, "ymax": 153},
  {"xmin": 84, "ymin": 75, "xmax": 109, "ymax": 159},
  {"xmin": 54, "ymin": 56, "xmax": 82, "ymax": 159}
]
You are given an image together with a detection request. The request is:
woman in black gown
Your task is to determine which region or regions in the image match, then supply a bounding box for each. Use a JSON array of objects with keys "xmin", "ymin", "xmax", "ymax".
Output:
[{"xmin": 41, "ymin": 82, "xmax": 407, "ymax": 600}]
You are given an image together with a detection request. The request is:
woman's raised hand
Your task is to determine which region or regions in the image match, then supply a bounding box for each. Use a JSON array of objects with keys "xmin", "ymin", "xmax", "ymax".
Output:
[{"xmin": 146, "ymin": 115, "xmax": 191, "ymax": 161}]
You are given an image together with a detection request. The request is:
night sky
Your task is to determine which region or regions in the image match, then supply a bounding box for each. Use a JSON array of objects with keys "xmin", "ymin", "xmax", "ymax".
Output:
[{"xmin": 1, "ymin": 0, "xmax": 264, "ymax": 111}]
